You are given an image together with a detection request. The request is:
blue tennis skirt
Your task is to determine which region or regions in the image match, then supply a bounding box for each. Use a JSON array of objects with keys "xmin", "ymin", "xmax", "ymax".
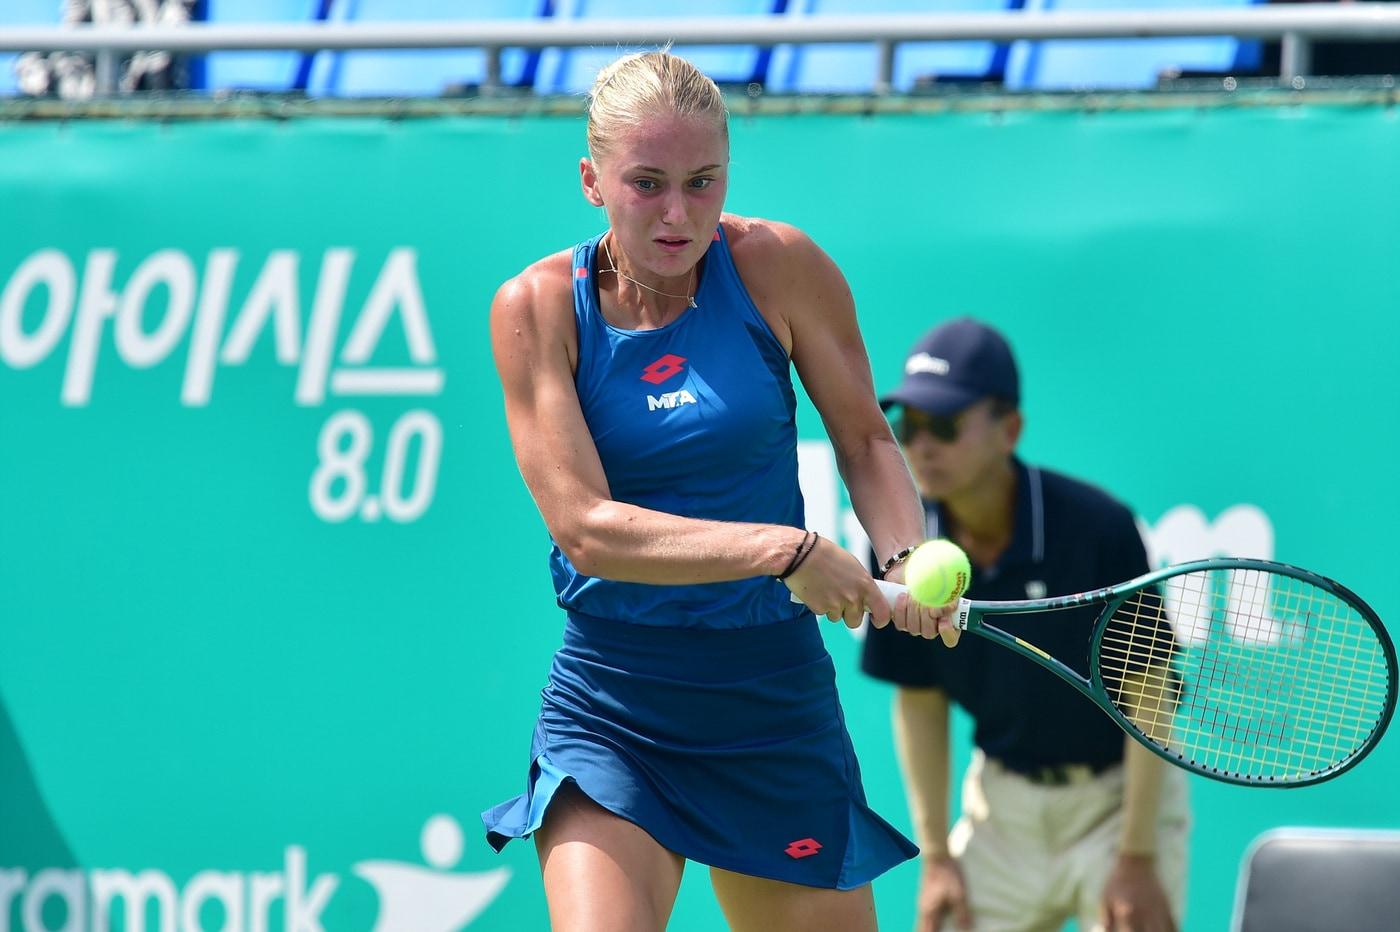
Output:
[{"xmin": 480, "ymin": 611, "xmax": 918, "ymax": 890}]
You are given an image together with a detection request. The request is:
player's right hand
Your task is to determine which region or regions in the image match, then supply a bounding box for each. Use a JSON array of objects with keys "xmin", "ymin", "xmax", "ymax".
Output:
[
  {"xmin": 917, "ymin": 855, "xmax": 972, "ymax": 932},
  {"xmin": 782, "ymin": 536, "xmax": 891, "ymax": 630}
]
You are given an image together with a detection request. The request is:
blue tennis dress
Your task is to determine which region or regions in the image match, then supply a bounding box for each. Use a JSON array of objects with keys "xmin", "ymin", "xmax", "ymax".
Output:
[{"xmin": 480, "ymin": 227, "xmax": 917, "ymax": 889}]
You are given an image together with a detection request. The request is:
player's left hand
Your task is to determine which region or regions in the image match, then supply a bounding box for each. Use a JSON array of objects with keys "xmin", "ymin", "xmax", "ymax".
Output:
[
  {"xmin": 881, "ymin": 563, "xmax": 960, "ymax": 647},
  {"xmin": 1098, "ymin": 853, "xmax": 1176, "ymax": 932}
]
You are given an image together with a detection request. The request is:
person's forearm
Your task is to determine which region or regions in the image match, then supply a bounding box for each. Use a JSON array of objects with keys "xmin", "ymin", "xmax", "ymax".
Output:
[
  {"xmin": 558, "ymin": 499, "xmax": 804, "ymax": 583},
  {"xmin": 894, "ymin": 687, "xmax": 952, "ymax": 856},
  {"xmin": 838, "ymin": 430, "xmax": 926, "ymax": 567},
  {"xmin": 1119, "ymin": 736, "xmax": 1165, "ymax": 856}
]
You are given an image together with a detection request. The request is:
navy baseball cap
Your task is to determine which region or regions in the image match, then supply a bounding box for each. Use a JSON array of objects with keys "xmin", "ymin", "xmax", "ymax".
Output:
[{"xmin": 879, "ymin": 317, "xmax": 1020, "ymax": 416}]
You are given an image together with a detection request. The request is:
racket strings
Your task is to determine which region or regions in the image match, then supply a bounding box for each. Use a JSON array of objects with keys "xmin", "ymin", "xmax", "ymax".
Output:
[{"xmin": 1096, "ymin": 568, "xmax": 1392, "ymax": 783}]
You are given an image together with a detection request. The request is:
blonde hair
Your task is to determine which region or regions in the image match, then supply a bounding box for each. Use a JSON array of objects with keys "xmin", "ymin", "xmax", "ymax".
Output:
[{"xmin": 586, "ymin": 50, "xmax": 729, "ymax": 161}]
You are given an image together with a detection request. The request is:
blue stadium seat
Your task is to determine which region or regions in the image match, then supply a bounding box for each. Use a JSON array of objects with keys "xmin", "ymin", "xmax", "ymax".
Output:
[
  {"xmin": 1007, "ymin": 0, "xmax": 1262, "ymax": 91},
  {"xmin": 313, "ymin": 0, "xmax": 549, "ymax": 97},
  {"xmin": 768, "ymin": 0, "xmax": 1022, "ymax": 95},
  {"xmin": 538, "ymin": 0, "xmax": 785, "ymax": 96},
  {"xmin": 204, "ymin": 0, "xmax": 329, "ymax": 93},
  {"xmin": 0, "ymin": 1, "xmax": 63, "ymax": 97}
]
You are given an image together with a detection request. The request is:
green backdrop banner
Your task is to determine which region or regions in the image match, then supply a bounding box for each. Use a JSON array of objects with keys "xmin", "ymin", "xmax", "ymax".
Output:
[{"xmin": 2, "ymin": 102, "xmax": 1397, "ymax": 932}]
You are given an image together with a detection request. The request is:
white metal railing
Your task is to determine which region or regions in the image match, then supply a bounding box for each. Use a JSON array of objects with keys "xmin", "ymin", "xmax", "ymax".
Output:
[{"xmin": 3, "ymin": 4, "xmax": 1399, "ymax": 95}]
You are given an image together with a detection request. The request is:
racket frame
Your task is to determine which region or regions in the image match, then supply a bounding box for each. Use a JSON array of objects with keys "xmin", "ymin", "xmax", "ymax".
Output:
[{"xmin": 886, "ymin": 557, "xmax": 1397, "ymax": 787}]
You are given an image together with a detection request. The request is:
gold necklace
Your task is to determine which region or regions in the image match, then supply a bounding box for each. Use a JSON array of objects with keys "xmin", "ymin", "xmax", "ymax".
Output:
[{"xmin": 599, "ymin": 235, "xmax": 698, "ymax": 309}]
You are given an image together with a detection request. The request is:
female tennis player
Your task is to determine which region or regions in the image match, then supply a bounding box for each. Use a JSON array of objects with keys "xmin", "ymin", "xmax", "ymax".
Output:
[{"xmin": 480, "ymin": 50, "xmax": 959, "ymax": 932}]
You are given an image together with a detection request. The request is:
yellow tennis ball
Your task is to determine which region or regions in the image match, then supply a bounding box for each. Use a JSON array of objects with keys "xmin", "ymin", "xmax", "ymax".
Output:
[{"xmin": 905, "ymin": 539, "xmax": 972, "ymax": 607}]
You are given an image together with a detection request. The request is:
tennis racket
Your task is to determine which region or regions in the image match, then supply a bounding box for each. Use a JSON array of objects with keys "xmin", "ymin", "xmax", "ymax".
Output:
[{"xmin": 806, "ymin": 558, "xmax": 1397, "ymax": 787}]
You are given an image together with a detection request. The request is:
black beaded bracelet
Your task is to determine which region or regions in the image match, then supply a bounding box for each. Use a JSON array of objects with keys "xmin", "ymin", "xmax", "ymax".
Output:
[
  {"xmin": 880, "ymin": 545, "xmax": 919, "ymax": 575},
  {"xmin": 776, "ymin": 530, "xmax": 817, "ymax": 580},
  {"xmin": 776, "ymin": 530, "xmax": 813, "ymax": 579},
  {"xmin": 781, "ymin": 531, "xmax": 820, "ymax": 580}
]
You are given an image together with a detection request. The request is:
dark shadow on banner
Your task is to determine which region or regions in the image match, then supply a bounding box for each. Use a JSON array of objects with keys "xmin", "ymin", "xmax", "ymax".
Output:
[{"xmin": 0, "ymin": 695, "xmax": 78, "ymax": 871}]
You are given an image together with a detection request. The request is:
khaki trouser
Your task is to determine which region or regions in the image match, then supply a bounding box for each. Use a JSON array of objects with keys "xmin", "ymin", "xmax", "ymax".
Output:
[{"xmin": 944, "ymin": 751, "xmax": 1190, "ymax": 932}]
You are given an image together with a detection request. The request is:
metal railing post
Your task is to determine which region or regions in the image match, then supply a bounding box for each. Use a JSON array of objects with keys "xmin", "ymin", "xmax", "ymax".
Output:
[
  {"xmin": 875, "ymin": 39, "xmax": 894, "ymax": 95},
  {"xmin": 1280, "ymin": 31, "xmax": 1313, "ymax": 83},
  {"xmin": 484, "ymin": 45, "xmax": 501, "ymax": 95},
  {"xmin": 94, "ymin": 49, "xmax": 119, "ymax": 95}
]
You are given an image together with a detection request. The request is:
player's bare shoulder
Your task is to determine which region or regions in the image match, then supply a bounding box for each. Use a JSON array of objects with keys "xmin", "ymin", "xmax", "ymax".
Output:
[
  {"xmin": 723, "ymin": 213, "xmax": 814, "ymax": 270},
  {"xmin": 723, "ymin": 214, "xmax": 847, "ymax": 342},
  {"xmin": 490, "ymin": 248, "xmax": 578, "ymax": 374},
  {"xmin": 726, "ymin": 214, "xmax": 835, "ymax": 289},
  {"xmin": 491, "ymin": 248, "xmax": 573, "ymax": 325}
]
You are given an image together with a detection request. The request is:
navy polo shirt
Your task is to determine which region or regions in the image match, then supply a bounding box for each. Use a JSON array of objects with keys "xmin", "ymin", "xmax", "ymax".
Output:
[{"xmin": 860, "ymin": 459, "xmax": 1151, "ymax": 774}]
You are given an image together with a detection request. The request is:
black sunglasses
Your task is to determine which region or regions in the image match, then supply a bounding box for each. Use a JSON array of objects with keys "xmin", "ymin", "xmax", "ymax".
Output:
[
  {"xmin": 896, "ymin": 409, "xmax": 963, "ymax": 444},
  {"xmin": 895, "ymin": 398, "xmax": 1014, "ymax": 444}
]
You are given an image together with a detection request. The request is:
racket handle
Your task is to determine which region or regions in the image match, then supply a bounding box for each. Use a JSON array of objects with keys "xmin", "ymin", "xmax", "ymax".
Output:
[
  {"xmin": 787, "ymin": 578, "xmax": 906, "ymax": 606},
  {"xmin": 787, "ymin": 579, "xmax": 972, "ymax": 630},
  {"xmin": 876, "ymin": 579, "xmax": 905, "ymax": 602}
]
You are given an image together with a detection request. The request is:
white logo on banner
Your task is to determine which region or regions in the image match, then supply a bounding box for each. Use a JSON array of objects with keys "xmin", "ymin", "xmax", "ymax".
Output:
[
  {"xmin": 0, "ymin": 248, "xmax": 442, "ymax": 408},
  {"xmin": 353, "ymin": 815, "xmax": 509, "ymax": 932},
  {"xmin": 1140, "ymin": 504, "xmax": 1282, "ymax": 646},
  {"xmin": 0, "ymin": 816, "xmax": 508, "ymax": 932},
  {"xmin": 0, "ymin": 247, "xmax": 446, "ymax": 526},
  {"xmin": 1138, "ymin": 503, "xmax": 1274, "ymax": 566}
]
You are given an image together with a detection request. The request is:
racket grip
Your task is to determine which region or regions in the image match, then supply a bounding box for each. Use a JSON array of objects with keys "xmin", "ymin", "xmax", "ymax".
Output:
[
  {"xmin": 786, "ymin": 580, "xmax": 971, "ymax": 629},
  {"xmin": 787, "ymin": 579, "xmax": 905, "ymax": 606},
  {"xmin": 876, "ymin": 579, "xmax": 905, "ymax": 602}
]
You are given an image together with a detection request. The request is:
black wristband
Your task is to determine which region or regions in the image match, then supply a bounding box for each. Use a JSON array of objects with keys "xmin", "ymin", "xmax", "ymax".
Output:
[
  {"xmin": 780, "ymin": 531, "xmax": 820, "ymax": 580},
  {"xmin": 776, "ymin": 530, "xmax": 814, "ymax": 580}
]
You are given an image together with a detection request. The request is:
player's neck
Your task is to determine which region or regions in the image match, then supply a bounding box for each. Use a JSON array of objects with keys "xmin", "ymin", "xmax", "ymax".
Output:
[
  {"xmin": 939, "ymin": 460, "xmax": 1016, "ymax": 569},
  {"xmin": 598, "ymin": 233, "xmax": 697, "ymax": 328}
]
